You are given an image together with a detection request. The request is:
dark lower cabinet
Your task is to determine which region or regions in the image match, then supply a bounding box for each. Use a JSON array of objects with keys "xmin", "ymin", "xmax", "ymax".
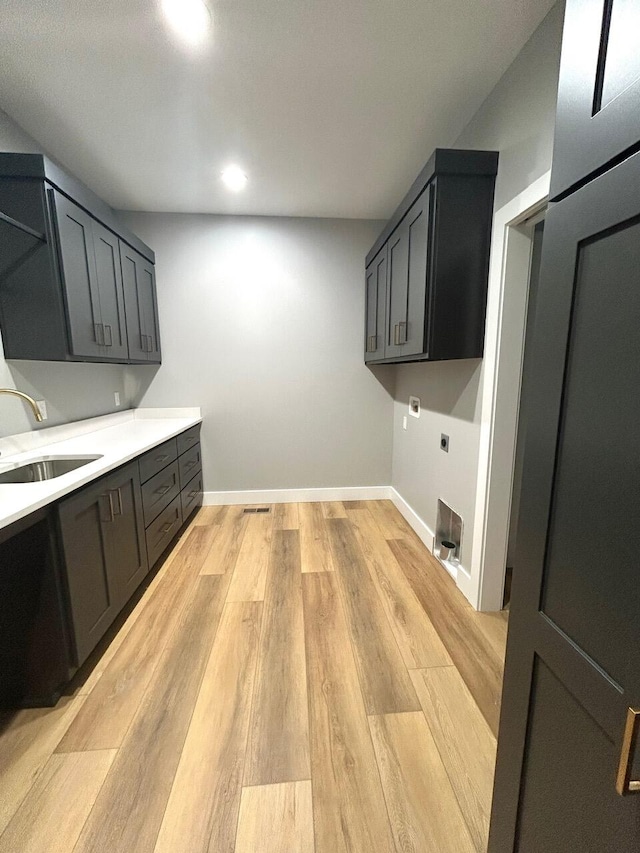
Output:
[
  {"xmin": 551, "ymin": 0, "xmax": 640, "ymax": 200},
  {"xmin": 58, "ymin": 459, "xmax": 147, "ymax": 666},
  {"xmin": 489, "ymin": 139, "xmax": 640, "ymax": 852}
]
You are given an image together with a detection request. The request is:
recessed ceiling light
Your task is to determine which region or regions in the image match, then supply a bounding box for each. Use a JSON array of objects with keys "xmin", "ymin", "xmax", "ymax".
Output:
[
  {"xmin": 221, "ymin": 166, "xmax": 248, "ymax": 192},
  {"xmin": 161, "ymin": 0, "xmax": 211, "ymax": 47}
]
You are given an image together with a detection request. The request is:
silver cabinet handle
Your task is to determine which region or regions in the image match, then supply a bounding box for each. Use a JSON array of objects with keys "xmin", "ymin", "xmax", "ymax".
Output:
[
  {"xmin": 154, "ymin": 484, "xmax": 173, "ymax": 497},
  {"xmin": 367, "ymin": 334, "xmax": 377, "ymax": 353},
  {"xmin": 155, "ymin": 453, "xmax": 170, "ymax": 463},
  {"xmin": 184, "ymin": 459, "xmax": 198, "ymax": 471},
  {"xmin": 394, "ymin": 321, "xmax": 407, "ymax": 346},
  {"xmin": 140, "ymin": 332, "xmax": 146, "ymax": 352},
  {"xmin": 113, "ymin": 487, "xmax": 123, "ymax": 516},
  {"xmin": 95, "ymin": 323, "xmax": 105, "ymax": 345},
  {"xmin": 101, "ymin": 492, "xmax": 115, "ymax": 522},
  {"xmin": 104, "ymin": 324, "xmax": 113, "ymax": 346},
  {"xmin": 161, "ymin": 517, "xmax": 178, "ymax": 535}
]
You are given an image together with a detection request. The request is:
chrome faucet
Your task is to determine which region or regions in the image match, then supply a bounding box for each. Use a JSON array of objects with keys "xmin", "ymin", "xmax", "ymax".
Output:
[{"xmin": 0, "ymin": 388, "xmax": 44, "ymax": 423}]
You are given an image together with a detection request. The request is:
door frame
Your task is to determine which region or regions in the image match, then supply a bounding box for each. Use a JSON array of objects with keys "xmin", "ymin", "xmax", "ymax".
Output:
[{"xmin": 459, "ymin": 171, "xmax": 551, "ymax": 612}]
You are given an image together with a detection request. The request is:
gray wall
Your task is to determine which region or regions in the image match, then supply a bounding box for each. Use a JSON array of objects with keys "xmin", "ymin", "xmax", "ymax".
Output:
[
  {"xmin": 119, "ymin": 212, "xmax": 393, "ymax": 492},
  {"xmin": 391, "ymin": 2, "xmax": 564, "ymax": 569},
  {"xmin": 0, "ymin": 107, "xmax": 132, "ymax": 436}
]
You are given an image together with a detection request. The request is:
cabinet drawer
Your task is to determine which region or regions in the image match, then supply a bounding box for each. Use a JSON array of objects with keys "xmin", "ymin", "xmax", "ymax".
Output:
[
  {"xmin": 177, "ymin": 424, "xmax": 201, "ymax": 456},
  {"xmin": 141, "ymin": 460, "xmax": 180, "ymax": 526},
  {"xmin": 139, "ymin": 438, "xmax": 178, "ymax": 483},
  {"xmin": 179, "ymin": 443, "xmax": 201, "ymax": 489},
  {"xmin": 146, "ymin": 496, "xmax": 182, "ymax": 568},
  {"xmin": 181, "ymin": 469, "xmax": 203, "ymax": 521}
]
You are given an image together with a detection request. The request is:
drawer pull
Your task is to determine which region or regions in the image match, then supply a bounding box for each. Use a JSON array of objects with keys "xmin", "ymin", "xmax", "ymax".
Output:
[
  {"xmin": 112, "ymin": 487, "xmax": 123, "ymax": 516},
  {"xmin": 154, "ymin": 484, "xmax": 173, "ymax": 497},
  {"xmin": 184, "ymin": 459, "xmax": 198, "ymax": 470},
  {"xmin": 188, "ymin": 489, "xmax": 199, "ymax": 499},
  {"xmin": 155, "ymin": 453, "xmax": 170, "ymax": 463},
  {"xmin": 160, "ymin": 517, "xmax": 178, "ymax": 535}
]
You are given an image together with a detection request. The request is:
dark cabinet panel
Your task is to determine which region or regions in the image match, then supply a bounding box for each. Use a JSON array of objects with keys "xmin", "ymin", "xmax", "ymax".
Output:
[
  {"xmin": 176, "ymin": 424, "xmax": 201, "ymax": 455},
  {"xmin": 364, "ymin": 247, "xmax": 387, "ymax": 362},
  {"xmin": 58, "ymin": 460, "xmax": 148, "ymax": 666},
  {"xmin": 104, "ymin": 462, "xmax": 148, "ymax": 608},
  {"xmin": 146, "ymin": 496, "xmax": 182, "ymax": 568},
  {"xmin": 58, "ymin": 480, "xmax": 116, "ymax": 665},
  {"xmin": 92, "ymin": 221, "xmax": 128, "ymax": 361},
  {"xmin": 139, "ymin": 438, "xmax": 178, "ymax": 483},
  {"xmin": 178, "ymin": 444, "xmax": 202, "ymax": 489},
  {"xmin": 141, "ymin": 460, "xmax": 180, "ymax": 526},
  {"xmin": 384, "ymin": 221, "xmax": 410, "ymax": 359},
  {"xmin": 489, "ymin": 147, "xmax": 640, "ymax": 852},
  {"xmin": 181, "ymin": 469, "xmax": 203, "ymax": 521},
  {"xmin": 383, "ymin": 193, "xmax": 429, "ymax": 360},
  {"xmin": 121, "ymin": 241, "xmax": 161, "ymax": 364},
  {"xmin": 52, "ymin": 191, "xmax": 103, "ymax": 360},
  {"xmin": 364, "ymin": 149, "xmax": 497, "ymax": 365},
  {"xmin": 551, "ymin": 0, "xmax": 640, "ymax": 200}
]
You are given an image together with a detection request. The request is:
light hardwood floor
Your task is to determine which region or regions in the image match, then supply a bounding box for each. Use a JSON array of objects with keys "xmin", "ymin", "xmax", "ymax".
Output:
[{"xmin": 0, "ymin": 500, "xmax": 508, "ymax": 853}]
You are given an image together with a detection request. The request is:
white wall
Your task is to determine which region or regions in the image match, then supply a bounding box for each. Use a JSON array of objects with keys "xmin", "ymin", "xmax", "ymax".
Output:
[
  {"xmin": 391, "ymin": 2, "xmax": 564, "ymax": 586},
  {"xmin": 0, "ymin": 107, "xmax": 133, "ymax": 437},
  {"xmin": 119, "ymin": 212, "xmax": 393, "ymax": 492}
]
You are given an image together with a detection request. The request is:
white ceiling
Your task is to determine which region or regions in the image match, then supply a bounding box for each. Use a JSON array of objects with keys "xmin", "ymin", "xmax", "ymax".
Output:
[{"xmin": 0, "ymin": 0, "xmax": 555, "ymax": 218}]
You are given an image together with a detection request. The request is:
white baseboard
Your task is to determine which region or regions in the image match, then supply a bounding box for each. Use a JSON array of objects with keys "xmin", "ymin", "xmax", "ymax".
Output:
[
  {"xmin": 202, "ymin": 485, "xmax": 392, "ymax": 506},
  {"xmin": 388, "ymin": 487, "xmax": 458, "ymax": 581}
]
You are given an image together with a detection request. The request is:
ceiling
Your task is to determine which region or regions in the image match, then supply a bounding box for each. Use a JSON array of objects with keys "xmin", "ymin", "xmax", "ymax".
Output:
[{"xmin": 0, "ymin": 0, "xmax": 555, "ymax": 218}]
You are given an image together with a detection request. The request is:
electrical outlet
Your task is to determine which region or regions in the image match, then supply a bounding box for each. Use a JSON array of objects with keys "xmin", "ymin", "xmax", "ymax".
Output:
[
  {"xmin": 114, "ymin": 391, "xmax": 121, "ymax": 406},
  {"xmin": 409, "ymin": 396, "xmax": 420, "ymax": 418},
  {"xmin": 440, "ymin": 433, "xmax": 449, "ymax": 453},
  {"xmin": 37, "ymin": 400, "xmax": 48, "ymax": 421},
  {"xmin": 402, "ymin": 416, "xmax": 408, "ymax": 431}
]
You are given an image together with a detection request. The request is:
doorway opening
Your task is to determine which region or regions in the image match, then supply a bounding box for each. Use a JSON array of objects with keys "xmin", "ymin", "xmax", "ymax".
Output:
[
  {"xmin": 468, "ymin": 170, "xmax": 551, "ymax": 614},
  {"xmin": 502, "ymin": 214, "xmax": 545, "ymax": 608}
]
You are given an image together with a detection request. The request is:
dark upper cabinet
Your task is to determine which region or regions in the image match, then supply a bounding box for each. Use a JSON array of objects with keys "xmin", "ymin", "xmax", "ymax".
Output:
[
  {"xmin": 121, "ymin": 241, "xmax": 161, "ymax": 364},
  {"xmin": 550, "ymin": 0, "xmax": 640, "ymax": 200},
  {"xmin": 0, "ymin": 154, "xmax": 160, "ymax": 364},
  {"xmin": 58, "ymin": 460, "xmax": 148, "ymax": 666},
  {"xmin": 364, "ymin": 149, "xmax": 498, "ymax": 365},
  {"xmin": 364, "ymin": 246, "xmax": 387, "ymax": 362}
]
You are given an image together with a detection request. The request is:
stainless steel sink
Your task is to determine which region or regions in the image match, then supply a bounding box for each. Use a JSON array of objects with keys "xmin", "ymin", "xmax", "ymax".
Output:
[{"xmin": 0, "ymin": 455, "xmax": 103, "ymax": 483}]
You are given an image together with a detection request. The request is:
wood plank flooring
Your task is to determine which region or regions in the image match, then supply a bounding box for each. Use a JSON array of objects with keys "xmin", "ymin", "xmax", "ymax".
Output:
[{"xmin": 0, "ymin": 500, "xmax": 507, "ymax": 852}]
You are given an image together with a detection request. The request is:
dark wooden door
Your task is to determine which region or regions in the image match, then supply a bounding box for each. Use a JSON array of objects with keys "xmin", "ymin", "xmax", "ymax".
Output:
[
  {"xmin": 121, "ymin": 241, "xmax": 161, "ymax": 363},
  {"xmin": 104, "ymin": 461, "xmax": 148, "ymax": 610},
  {"xmin": 51, "ymin": 190, "xmax": 104, "ymax": 359},
  {"xmin": 58, "ymin": 479, "xmax": 116, "ymax": 666},
  {"xmin": 364, "ymin": 246, "xmax": 387, "ymax": 362},
  {"xmin": 92, "ymin": 220, "xmax": 128, "ymax": 361},
  {"xmin": 489, "ymin": 149, "xmax": 640, "ymax": 851},
  {"xmin": 551, "ymin": 0, "xmax": 640, "ymax": 200}
]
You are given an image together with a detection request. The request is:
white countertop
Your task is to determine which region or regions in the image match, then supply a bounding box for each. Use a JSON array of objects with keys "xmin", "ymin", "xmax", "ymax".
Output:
[{"xmin": 0, "ymin": 408, "xmax": 202, "ymax": 530}]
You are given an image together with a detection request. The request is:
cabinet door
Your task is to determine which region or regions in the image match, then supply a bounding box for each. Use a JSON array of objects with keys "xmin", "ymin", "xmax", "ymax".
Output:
[
  {"xmin": 92, "ymin": 221, "xmax": 128, "ymax": 361},
  {"xmin": 551, "ymin": 0, "xmax": 640, "ymax": 199},
  {"xmin": 384, "ymin": 220, "xmax": 409, "ymax": 358},
  {"xmin": 489, "ymin": 148, "xmax": 640, "ymax": 852},
  {"xmin": 139, "ymin": 256, "xmax": 161, "ymax": 363},
  {"xmin": 104, "ymin": 461, "xmax": 148, "ymax": 610},
  {"xmin": 364, "ymin": 246, "xmax": 387, "ymax": 362},
  {"xmin": 58, "ymin": 480, "xmax": 116, "ymax": 666},
  {"xmin": 51, "ymin": 191, "xmax": 104, "ymax": 359},
  {"xmin": 385, "ymin": 192, "xmax": 429, "ymax": 359},
  {"xmin": 121, "ymin": 241, "xmax": 161, "ymax": 363},
  {"xmin": 403, "ymin": 190, "xmax": 429, "ymax": 357}
]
